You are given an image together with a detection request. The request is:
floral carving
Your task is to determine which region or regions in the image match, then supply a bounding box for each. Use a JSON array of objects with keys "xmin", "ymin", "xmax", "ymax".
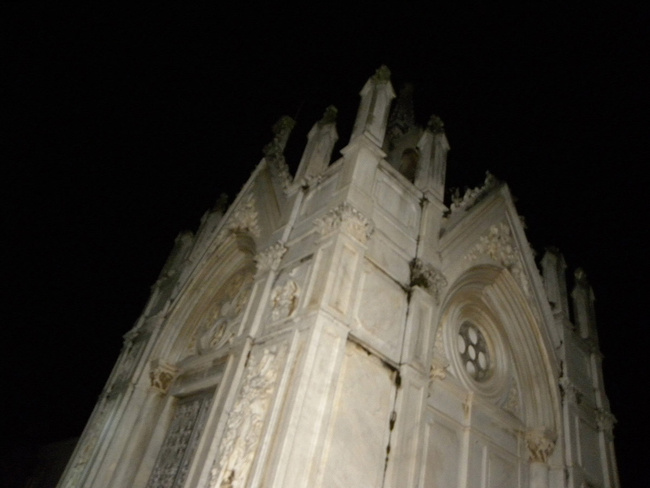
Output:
[
  {"xmin": 526, "ymin": 429, "xmax": 556, "ymax": 463},
  {"xmin": 465, "ymin": 221, "xmax": 530, "ymax": 295},
  {"xmin": 315, "ymin": 203, "xmax": 374, "ymax": 244},
  {"xmin": 255, "ymin": 242, "xmax": 287, "ymax": 274},
  {"xmin": 410, "ymin": 258, "xmax": 447, "ymax": 304},
  {"xmin": 209, "ymin": 345, "xmax": 286, "ymax": 488},
  {"xmin": 149, "ymin": 361, "xmax": 178, "ymax": 394},
  {"xmin": 270, "ymin": 280, "xmax": 300, "ymax": 321}
]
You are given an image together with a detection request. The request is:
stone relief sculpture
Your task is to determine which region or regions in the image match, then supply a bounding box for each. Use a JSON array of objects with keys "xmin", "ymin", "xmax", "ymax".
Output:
[
  {"xmin": 315, "ymin": 202, "xmax": 374, "ymax": 244},
  {"xmin": 208, "ymin": 345, "xmax": 285, "ymax": 488},
  {"xmin": 410, "ymin": 258, "xmax": 447, "ymax": 304},
  {"xmin": 149, "ymin": 361, "xmax": 179, "ymax": 394},
  {"xmin": 190, "ymin": 271, "xmax": 253, "ymax": 355},
  {"xmin": 465, "ymin": 221, "xmax": 530, "ymax": 295},
  {"xmin": 270, "ymin": 280, "xmax": 299, "ymax": 321},
  {"xmin": 254, "ymin": 242, "xmax": 287, "ymax": 275},
  {"xmin": 525, "ymin": 428, "xmax": 557, "ymax": 464}
]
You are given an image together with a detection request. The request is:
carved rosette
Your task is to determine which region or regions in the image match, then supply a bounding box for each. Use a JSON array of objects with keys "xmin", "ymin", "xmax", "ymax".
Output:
[
  {"xmin": 410, "ymin": 258, "xmax": 447, "ymax": 304},
  {"xmin": 149, "ymin": 361, "xmax": 178, "ymax": 394},
  {"xmin": 525, "ymin": 429, "xmax": 557, "ymax": 464},
  {"xmin": 270, "ymin": 280, "xmax": 300, "ymax": 321},
  {"xmin": 255, "ymin": 242, "xmax": 287, "ymax": 275},
  {"xmin": 208, "ymin": 345, "xmax": 287, "ymax": 488},
  {"xmin": 315, "ymin": 203, "xmax": 374, "ymax": 244},
  {"xmin": 465, "ymin": 221, "xmax": 530, "ymax": 295}
]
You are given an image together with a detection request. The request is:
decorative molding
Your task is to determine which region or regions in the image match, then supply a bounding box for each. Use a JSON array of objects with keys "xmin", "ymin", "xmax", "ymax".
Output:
[
  {"xmin": 255, "ymin": 242, "xmax": 287, "ymax": 275},
  {"xmin": 449, "ymin": 171, "xmax": 499, "ymax": 213},
  {"xmin": 146, "ymin": 394, "xmax": 212, "ymax": 488},
  {"xmin": 270, "ymin": 280, "xmax": 300, "ymax": 321},
  {"xmin": 149, "ymin": 361, "xmax": 178, "ymax": 394},
  {"xmin": 315, "ymin": 202, "xmax": 374, "ymax": 244},
  {"xmin": 465, "ymin": 221, "xmax": 530, "ymax": 295},
  {"xmin": 61, "ymin": 395, "xmax": 117, "ymax": 488},
  {"xmin": 410, "ymin": 258, "xmax": 447, "ymax": 304},
  {"xmin": 209, "ymin": 345, "xmax": 287, "ymax": 488},
  {"xmin": 525, "ymin": 428, "xmax": 557, "ymax": 464}
]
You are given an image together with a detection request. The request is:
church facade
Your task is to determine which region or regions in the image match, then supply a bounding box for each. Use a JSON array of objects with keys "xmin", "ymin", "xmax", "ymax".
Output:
[{"xmin": 58, "ymin": 67, "xmax": 618, "ymax": 488}]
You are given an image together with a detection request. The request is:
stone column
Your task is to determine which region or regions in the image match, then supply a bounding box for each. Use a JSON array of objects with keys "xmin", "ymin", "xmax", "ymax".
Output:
[{"xmin": 526, "ymin": 429, "xmax": 556, "ymax": 488}]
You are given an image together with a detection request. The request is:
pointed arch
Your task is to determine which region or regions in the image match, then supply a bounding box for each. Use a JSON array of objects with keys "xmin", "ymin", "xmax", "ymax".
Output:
[{"xmin": 439, "ymin": 265, "xmax": 561, "ymax": 438}]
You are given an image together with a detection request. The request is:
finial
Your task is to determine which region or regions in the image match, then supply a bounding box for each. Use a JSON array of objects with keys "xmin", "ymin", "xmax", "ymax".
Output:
[
  {"xmin": 372, "ymin": 65, "xmax": 391, "ymax": 83},
  {"xmin": 263, "ymin": 115, "xmax": 296, "ymax": 159},
  {"xmin": 318, "ymin": 105, "xmax": 338, "ymax": 126},
  {"xmin": 574, "ymin": 268, "xmax": 588, "ymax": 286},
  {"xmin": 214, "ymin": 193, "xmax": 229, "ymax": 213},
  {"xmin": 427, "ymin": 115, "xmax": 445, "ymax": 134}
]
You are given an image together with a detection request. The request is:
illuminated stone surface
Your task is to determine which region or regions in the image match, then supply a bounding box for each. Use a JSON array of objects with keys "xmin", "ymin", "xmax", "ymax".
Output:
[{"xmin": 59, "ymin": 68, "xmax": 618, "ymax": 488}]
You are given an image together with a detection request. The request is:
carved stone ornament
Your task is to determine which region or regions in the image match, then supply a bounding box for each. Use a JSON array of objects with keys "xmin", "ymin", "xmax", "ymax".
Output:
[
  {"xmin": 503, "ymin": 381, "xmax": 521, "ymax": 417},
  {"xmin": 208, "ymin": 345, "xmax": 286, "ymax": 488},
  {"xmin": 218, "ymin": 194, "xmax": 261, "ymax": 241},
  {"xmin": 146, "ymin": 393, "xmax": 212, "ymax": 488},
  {"xmin": 263, "ymin": 116, "xmax": 296, "ymax": 194},
  {"xmin": 465, "ymin": 221, "xmax": 530, "ymax": 295},
  {"xmin": 525, "ymin": 428, "xmax": 557, "ymax": 464},
  {"xmin": 410, "ymin": 258, "xmax": 447, "ymax": 304},
  {"xmin": 430, "ymin": 327, "xmax": 449, "ymax": 381},
  {"xmin": 191, "ymin": 272, "xmax": 253, "ymax": 355},
  {"xmin": 595, "ymin": 408, "xmax": 616, "ymax": 433},
  {"xmin": 255, "ymin": 242, "xmax": 287, "ymax": 275},
  {"xmin": 270, "ymin": 280, "xmax": 300, "ymax": 321},
  {"xmin": 315, "ymin": 202, "xmax": 374, "ymax": 244},
  {"xmin": 149, "ymin": 361, "xmax": 178, "ymax": 394},
  {"xmin": 450, "ymin": 171, "xmax": 499, "ymax": 213}
]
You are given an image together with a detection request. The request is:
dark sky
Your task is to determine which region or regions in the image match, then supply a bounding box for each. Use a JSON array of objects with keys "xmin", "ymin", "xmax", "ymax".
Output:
[{"xmin": 3, "ymin": 5, "xmax": 648, "ymax": 486}]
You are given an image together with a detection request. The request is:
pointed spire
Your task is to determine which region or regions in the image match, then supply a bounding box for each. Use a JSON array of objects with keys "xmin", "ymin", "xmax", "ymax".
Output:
[
  {"xmin": 350, "ymin": 65, "xmax": 396, "ymax": 147},
  {"xmin": 295, "ymin": 106, "xmax": 339, "ymax": 183},
  {"xmin": 540, "ymin": 247, "xmax": 569, "ymax": 318},
  {"xmin": 385, "ymin": 83, "xmax": 416, "ymax": 152},
  {"xmin": 414, "ymin": 114, "xmax": 449, "ymax": 201},
  {"xmin": 571, "ymin": 268, "xmax": 597, "ymax": 340},
  {"xmin": 263, "ymin": 115, "xmax": 296, "ymax": 161}
]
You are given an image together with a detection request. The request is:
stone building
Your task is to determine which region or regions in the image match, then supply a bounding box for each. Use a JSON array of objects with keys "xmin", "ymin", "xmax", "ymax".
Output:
[{"xmin": 58, "ymin": 67, "xmax": 618, "ymax": 488}]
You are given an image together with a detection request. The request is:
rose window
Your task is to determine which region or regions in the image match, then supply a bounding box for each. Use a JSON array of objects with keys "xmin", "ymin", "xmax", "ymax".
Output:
[{"xmin": 457, "ymin": 322, "xmax": 491, "ymax": 382}]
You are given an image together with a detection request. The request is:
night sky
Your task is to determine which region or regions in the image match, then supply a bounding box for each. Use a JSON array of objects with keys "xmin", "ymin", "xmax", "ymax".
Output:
[{"xmin": 4, "ymin": 5, "xmax": 648, "ymax": 486}]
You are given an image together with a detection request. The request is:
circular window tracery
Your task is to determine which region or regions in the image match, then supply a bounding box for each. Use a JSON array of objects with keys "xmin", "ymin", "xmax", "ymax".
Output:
[{"xmin": 457, "ymin": 322, "xmax": 491, "ymax": 382}]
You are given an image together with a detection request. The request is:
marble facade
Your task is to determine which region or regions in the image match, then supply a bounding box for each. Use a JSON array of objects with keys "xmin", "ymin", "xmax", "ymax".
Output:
[{"xmin": 58, "ymin": 67, "xmax": 619, "ymax": 488}]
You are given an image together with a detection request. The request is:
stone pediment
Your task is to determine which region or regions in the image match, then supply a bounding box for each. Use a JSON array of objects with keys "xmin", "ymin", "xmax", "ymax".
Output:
[{"xmin": 438, "ymin": 183, "xmax": 557, "ymax": 358}]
